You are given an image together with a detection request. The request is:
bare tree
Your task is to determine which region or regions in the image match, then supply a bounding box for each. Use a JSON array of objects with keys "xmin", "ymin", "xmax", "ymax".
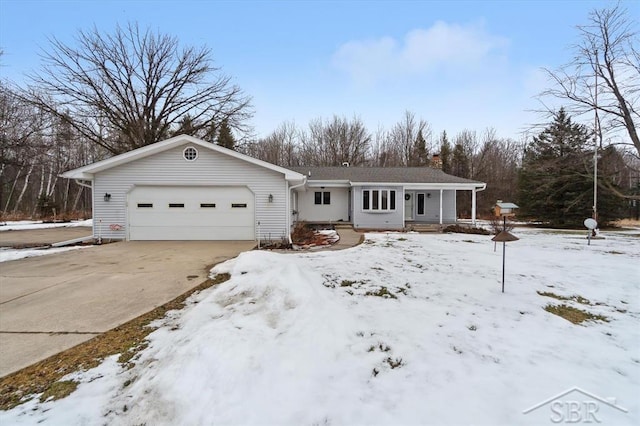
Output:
[
  {"xmin": 540, "ymin": 3, "xmax": 639, "ymax": 157},
  {"xmin": 25, "ymin": 22, "xmax": 252, "ymax": 155},
  {"xmin": 246, "ymin": 121, "xmax": 300, "ymax": 166},
  {"xmin": 387, "ymin": 111, "xmax": 431, "ymax": 166},
  {"xmin": 299, "ymin": 115, "xmax": 371, "ymax": 166}
]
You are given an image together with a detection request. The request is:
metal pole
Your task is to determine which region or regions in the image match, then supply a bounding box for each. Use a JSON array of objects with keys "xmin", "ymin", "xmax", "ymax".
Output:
[
  {"xmin": 502, "ymin": 241, "xmax": 506, "ymax": 293},
  {"xmin": 593, "ymin": 52, "xmax": 598, "ymax": 222}
]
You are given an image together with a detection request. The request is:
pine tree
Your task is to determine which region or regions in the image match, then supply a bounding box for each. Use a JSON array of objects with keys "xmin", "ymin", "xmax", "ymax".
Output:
[
  {"xmin": 439, "ymin": 131, "xmax": 452, "ymax": 173},
  {"xmin": 518, "ymin": 108, "xmax": 625, "ymax": 226},
  {"xmin": 216, "ymin": 118, "xmax": 236, "ymax": 150},
  {"xmin": 412, "ymin": 129, "xmax": 428, "ymax": 166},
  {"xmin": 451, "ymin": 142, "xmax": 470, "ymax": 177}
]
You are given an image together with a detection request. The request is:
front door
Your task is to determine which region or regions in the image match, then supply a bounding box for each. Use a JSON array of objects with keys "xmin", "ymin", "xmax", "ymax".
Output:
[{"xmin": 404, "ymin": 192, "xmax": 414, "ymax": 221}]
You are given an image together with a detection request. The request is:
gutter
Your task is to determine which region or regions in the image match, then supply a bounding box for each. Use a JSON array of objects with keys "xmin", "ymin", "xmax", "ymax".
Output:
[
  {"xmin": 288, "ymin": 176, "xmax": 308, "ymax": 245},
  {"xmin": 74, "ymin": 179, "xmax": 93, "ymax": 189}
]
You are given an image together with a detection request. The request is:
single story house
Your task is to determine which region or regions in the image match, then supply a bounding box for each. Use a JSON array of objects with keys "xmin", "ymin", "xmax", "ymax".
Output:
[{"xmin": 62, "ymin": 135, "xmax": 486, "ymax": 241}]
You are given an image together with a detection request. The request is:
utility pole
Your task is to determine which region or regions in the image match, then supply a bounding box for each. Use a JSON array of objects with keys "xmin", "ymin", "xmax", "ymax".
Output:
[{"xmin": 593, "ymin": 51, "xmax": 599, "ymax": 222}]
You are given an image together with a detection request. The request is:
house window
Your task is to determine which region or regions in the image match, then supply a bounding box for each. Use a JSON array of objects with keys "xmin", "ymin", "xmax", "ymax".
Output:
[
  {"xmin": 362, "ymin": 189, "xmax": 396, "ymax": 211},
  {"xmin": 232, "ymin": 203, "xmax": 247, "ymax": 208},
  {"xmin": 417, "ymin": 193, "xmax": 425, "ymax": 215},
  {"xmin": 183, "ymin": 146, "xmax": 198, "ymax": 161},
  {"xmin": 169, "ymin": 203, "xmax": 185, "ymax": 208},
  {"xmin": 200, "ymin": 203, "xmax": 216, "ymax": 208},
  {"xmin": 314, "ymin": 191, "xmax": 331, "ymax": 205},
  {"xmin": 137, "ymin": 203, "xmax": 153, "ymax": 208}
]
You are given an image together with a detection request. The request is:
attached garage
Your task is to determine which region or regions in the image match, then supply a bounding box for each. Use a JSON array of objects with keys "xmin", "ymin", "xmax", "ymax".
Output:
[
  {"xmin": 61, "ymin": 135, "xmax": 305, "ymax": 242},
  {"xmin": 128, "ymin": 186, "xmax": 255, "ymax": 240}
]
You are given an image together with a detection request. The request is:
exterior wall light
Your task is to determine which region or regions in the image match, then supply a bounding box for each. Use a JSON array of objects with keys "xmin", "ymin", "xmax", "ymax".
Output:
[
  {"xmin": 268, "ymin": 194, "xmax": 274, "ymax": 203},
  {"xmin": 104, "ymin": 193, "xmax": 111, "ymax": 202}
]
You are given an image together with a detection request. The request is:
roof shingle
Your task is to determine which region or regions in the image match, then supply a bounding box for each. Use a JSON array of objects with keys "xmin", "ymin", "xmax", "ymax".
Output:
[{"xmin": 289, "ymin": 166, "xmax": 483, "ymax": 185}]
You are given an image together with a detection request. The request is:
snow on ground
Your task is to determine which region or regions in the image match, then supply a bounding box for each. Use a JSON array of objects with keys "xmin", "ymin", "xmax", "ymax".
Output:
[
  {"xmin": 0, "ymin": 219, "xmax": 92, "ymax": 231},
  {"xmin": 2, "ymin": 227, "xmax": 639, "ymax": 425},
  {"xmin": 0, "ymin": 245, "xmax": 92, "ymax": 263}
]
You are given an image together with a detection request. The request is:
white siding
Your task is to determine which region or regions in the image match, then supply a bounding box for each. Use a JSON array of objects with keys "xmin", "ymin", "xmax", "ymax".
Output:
[
  {"xmin": 352, "ymin": 186, "xmax": 404, "ymax": 230},
  {"xmin": 93, "ymin": 144, "xmax": 287, "ymax": 240},
  {"xmin": 296, "ymin": 188, "xmax": 349, "ymax": 222}
]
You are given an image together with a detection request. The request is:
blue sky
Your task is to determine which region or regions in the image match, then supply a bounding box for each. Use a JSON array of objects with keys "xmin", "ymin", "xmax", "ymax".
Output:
[{"xmin": 1, "ymin": 0, "xmax": 636, "ymax": 142}]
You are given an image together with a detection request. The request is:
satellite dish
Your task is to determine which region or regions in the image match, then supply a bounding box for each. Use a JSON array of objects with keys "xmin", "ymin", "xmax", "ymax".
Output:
[{"xmin": 584, "ymin": 218, "xmax": 598, "ymax": 230}]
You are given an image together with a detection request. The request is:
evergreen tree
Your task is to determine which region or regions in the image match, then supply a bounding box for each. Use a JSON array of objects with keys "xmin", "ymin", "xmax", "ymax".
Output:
[
  {"xmin": 518, "ymin": 108, "xmax": 625, "ymax": 226},
  {"xmin": 451, "ymin": 142, "xmax": 470, "ymax": 177},
  {"xmin": 439, "ymin": 131, "xmax": 452, "ymax": 173},
  {"xmin": 412, "ymin": 129, "xmax": 428, "ymax": 166},
  {"xmin": 216, "ymin": 118, "xmax": 236, "ymax": 150}
]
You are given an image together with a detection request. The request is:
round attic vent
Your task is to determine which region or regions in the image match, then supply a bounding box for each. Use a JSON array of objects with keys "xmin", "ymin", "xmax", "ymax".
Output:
[{"xmin": 183, "ymin": 146, "xmax": 198, "ymax": 161}]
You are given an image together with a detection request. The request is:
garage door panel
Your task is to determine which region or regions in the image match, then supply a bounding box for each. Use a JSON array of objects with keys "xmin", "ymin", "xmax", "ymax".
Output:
[{"xmin": 128, "ymin": 186, "xmax": 255, "ymax": 240}]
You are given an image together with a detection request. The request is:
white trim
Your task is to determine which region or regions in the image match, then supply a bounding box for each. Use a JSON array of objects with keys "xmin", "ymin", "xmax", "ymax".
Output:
[
  {"xmin": 306, "ymin": 180, "xmax": 351, "ymax": 188},
  {"xmin": 61, "ymin": 135, "xmax": 305, "ymax": 181},
  {"xmin": 351, "ymin": 182, "xmax": 485, "ymax": 190},
  {"xmin": 439, "ymin": 189, "xmax": 443, "ymax": 225}
]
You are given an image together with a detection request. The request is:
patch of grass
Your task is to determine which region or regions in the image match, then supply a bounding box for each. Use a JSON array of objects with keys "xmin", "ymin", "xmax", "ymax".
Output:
[
  {"xmin": 544, "ymin": 304, "xmax": 609, "ymax": 325},
  {"xmin": 365, "ymin": 286, "xmax": 398, "ymax": 299},
  {"xmin": 340, "ymin": 280, "xmax": 356, "ymax": 287},
  {"xmin": 397, "ymin": 237, "xmax": 407, "ymax": 241},
  {"xmin": 443, "ymin": 224, "xmax": 490, "ymax": 235},
  {"xmin": 39, "ymin": 380, "xmax": 78, "ymax": 403},
  {"xmin": 467, "ymin": 325, "xmax": 477, "ymax": 331},
  {"xmin": 537, "ymin": 291, "xmax": 591, "ymax": 305},
  {"xmin": 606, "ymin": 251, "xmax": 624, "ymax": 255},
  {"xmin": 0, "ymin": 273, "xmax": 231, "ymax": 410},
  {"xmin": 368, "ymin": 343, "xmax": 391, "ymax": 353},
  {"xmin": 385, "ymin": 357, "xmax": 404, "ymax": 369}
]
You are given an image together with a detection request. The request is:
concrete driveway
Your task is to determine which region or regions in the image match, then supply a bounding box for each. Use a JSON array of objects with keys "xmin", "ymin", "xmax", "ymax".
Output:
[{"xmin": 0, "ymin": 239, "xmax": 255, "ymax": 377}]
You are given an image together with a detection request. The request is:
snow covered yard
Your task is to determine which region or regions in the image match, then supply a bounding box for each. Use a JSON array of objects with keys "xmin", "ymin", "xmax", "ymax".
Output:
[
  {"xmin": 1, "ymin": 227, "xmax": 638, "ymax": 425},
  {"xmin": 0, "ymin": 245, "xmax": 91, "ymax": 263},
  {"xmin": 0, "ymin": 219, "xmax": 92, "ymax": 232}
]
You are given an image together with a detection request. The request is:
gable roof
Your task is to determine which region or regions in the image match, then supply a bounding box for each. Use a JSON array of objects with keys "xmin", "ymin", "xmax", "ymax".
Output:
[
  {"xmin": 290, "ymin": 166, "xmax": 485, "ymax": 187},
  {"xmin": 61, "ymin": 135, "xmax": 305, "ymax": 181}
]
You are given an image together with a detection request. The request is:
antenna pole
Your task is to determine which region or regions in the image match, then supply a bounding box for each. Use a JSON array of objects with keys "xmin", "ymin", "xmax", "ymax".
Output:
[{"xmin": 593, "ymin": 51, "xmax": 598, "ymax": 222}]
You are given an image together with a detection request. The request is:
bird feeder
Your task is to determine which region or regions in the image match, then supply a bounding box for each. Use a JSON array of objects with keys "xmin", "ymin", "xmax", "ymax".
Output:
[{"xmin": 494, "ymin": 200, "xmax": 519, "ymax": 217}]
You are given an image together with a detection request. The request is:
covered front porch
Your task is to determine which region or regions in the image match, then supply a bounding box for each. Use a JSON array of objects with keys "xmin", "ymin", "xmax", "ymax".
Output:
[{"xmin": 403, "ymin": 185, "xmax": 485, "ymax": 226}]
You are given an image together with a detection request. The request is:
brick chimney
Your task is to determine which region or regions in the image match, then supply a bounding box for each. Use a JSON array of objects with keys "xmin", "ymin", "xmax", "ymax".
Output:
[{"xmin": 431, "ymin": 153, "xmax": 442, "ymax": 169}]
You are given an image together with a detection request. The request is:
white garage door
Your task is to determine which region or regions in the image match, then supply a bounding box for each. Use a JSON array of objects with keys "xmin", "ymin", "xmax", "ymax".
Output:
[{"xmin": 128, "ymin": 186, "xmax": 255, "ymax": 240}]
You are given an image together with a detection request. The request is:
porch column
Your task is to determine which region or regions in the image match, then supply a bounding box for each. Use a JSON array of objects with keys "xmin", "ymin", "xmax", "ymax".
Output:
[
  {"xmin": 471, "ymin": 188, "xmax": 477, "ymax": 226},
  {"xmin": 439, "ymin": 189, "xmax": 443, "ymax": 225}
]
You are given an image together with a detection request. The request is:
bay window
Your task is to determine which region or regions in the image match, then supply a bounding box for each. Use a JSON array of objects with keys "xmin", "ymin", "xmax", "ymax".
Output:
[{"xmin": 362, "ymin": 189, "xmax": 396, "ymax": 211}]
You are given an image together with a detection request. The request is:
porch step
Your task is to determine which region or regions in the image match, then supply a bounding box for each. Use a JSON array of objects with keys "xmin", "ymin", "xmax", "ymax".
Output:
[
  {"xmin": 334, "ymin": 223, "xmax": 354, "ymax": 230},
  {"xmin": 406, "ymin": 224, "xmax": 443, "ymax": 233}
]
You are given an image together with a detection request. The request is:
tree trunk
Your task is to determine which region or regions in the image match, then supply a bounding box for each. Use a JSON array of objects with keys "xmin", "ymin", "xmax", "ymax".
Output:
[
  {"xmin": 3, "ymin": 166, "xmax": 23, "ymax": 214},
  {"xmin": 13, "ymin": 163, "xmax": 35, "ymax": 214}
]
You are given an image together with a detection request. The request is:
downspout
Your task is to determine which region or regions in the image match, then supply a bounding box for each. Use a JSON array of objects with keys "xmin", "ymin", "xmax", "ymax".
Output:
[
  {"xmin": 288, "ymin": 176, "xmax": 307, "ymax": 245},
  {"xmin": 472, "ymin": 183, "xmax": 487, "ymax": 226}
]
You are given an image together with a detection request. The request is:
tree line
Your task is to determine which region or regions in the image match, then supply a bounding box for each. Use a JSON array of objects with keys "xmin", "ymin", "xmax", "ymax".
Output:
[{"xmin": 1, "ymin": 3, "xmax": 638, "ymax": 225}]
